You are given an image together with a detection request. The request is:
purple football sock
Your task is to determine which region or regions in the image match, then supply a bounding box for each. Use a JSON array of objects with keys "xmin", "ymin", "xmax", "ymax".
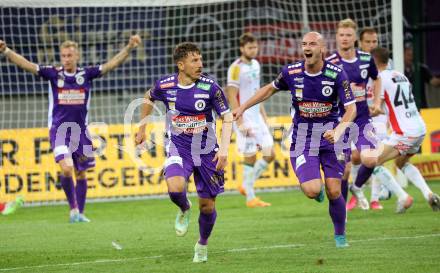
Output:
[
  {"xmin": 75, "ymin": 179, "xmax": 88, "ymax": 213},
  {"xmin": 198, "ymin": 209, "xmax": 217, "ymax": 245},
  {"xmin": 354, "ymin": 165, "xmax": 375, "ymax": 188},
  {"xmin": 169, "ymin": 192, "xmax": 190, "ymax": 212},
  {"xmin": 60, "ymin": 175, "xmax": 77, "ymax": 210},
  {"xmin": 341, "ymin": 179, "xmax": 348, "ymax": 203},
  {"xmin": 329, "ymin": 195, "xmax": 346, "ymax": 235}
]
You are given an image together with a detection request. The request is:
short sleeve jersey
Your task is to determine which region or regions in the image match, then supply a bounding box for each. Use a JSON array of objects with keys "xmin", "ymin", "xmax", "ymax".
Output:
[
  {"xmin": 326, "ymin": 50, "xmax": 378, "ymax": 123},
  {"xmin": 272, "ymin": 60, "xmax": 355, "ymax": 140},
  {"xmin": 150, "ymin": 73, "xmax": 230, "ymax": 149},
  {"xmin": 37, "ymin": 65, "xmax": 102, "ymax": 128}
]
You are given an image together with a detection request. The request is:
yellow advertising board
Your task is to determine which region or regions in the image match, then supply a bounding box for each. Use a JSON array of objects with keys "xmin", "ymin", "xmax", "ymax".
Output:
[
  {"xmin": 0, "ymin": 117, "xmax": 297, "ymax": 203},
  {"xmin": 1, "ymin": 109, "xmax": 440, "ymax": 203}
]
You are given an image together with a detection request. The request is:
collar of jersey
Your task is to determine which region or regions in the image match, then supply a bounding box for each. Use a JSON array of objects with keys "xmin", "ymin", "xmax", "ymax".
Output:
[
  {"xmin": 177, "ymin": 82, "xmax": 195, "ymax": 89},
  {"xmin": 304, "ymin": 70, "xmax": 322, "ymax": 77},
  {"xmin": 63, "ymin": 68, "xmax": 77, "ymax": 77}
]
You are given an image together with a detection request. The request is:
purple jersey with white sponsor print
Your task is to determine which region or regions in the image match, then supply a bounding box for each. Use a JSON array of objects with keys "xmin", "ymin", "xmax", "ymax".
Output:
[
  {"xmin": 326, "ymin": 50, "xmax": 378, "ymax": 123},
  {"xmin": 37, "ymin": 65, "xmax": 102, "ymax": 129},
  {"xmin": 272, "ymin": 60, "xmax": 355, "ymax": 145},
  {"xmin": 149, "ymin": 73, "xmax": 230, "ymax": 153}
]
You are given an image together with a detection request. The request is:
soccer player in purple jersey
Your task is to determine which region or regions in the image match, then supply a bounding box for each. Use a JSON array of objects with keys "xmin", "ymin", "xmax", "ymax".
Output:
[
  {"xmin": 135, "ymin": 42, "xmax": 233, "ymax": 262},
  {"xmin": 234, "ymin": 32, "xmax": 356, "ymax": 247},
  {"xmin": 0, "ymin": 35, "xmax": 141, "ymax": 222},
  {"xmin": 326, "ymin": 19, "xmax": 384, "ymax": 211}
]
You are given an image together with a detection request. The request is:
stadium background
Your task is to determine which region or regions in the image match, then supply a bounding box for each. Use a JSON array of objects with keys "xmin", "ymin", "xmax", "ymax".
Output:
[{"xmin": 1, "ymin": 0, "xmax": 440, "ymax": 203}]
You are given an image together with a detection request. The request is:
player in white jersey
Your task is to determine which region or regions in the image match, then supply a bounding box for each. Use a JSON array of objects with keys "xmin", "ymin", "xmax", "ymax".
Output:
[
  {"xmin": 225, "ymin": 33, "xmax": 274, "ymax": 208},
  {"xmin": 369, "ymin": 47, "xmax": 439, "ymax": 211}
]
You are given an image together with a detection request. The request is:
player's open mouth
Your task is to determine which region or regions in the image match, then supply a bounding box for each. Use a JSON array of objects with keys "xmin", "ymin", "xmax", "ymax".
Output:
[{"xmin": 304, "ymin": 53, "xmax": 313, "ymax": 58}]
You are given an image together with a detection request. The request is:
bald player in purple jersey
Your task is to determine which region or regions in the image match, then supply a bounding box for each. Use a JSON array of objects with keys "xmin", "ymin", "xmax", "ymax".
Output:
[
  {"xmin": 0, "ymin": 35, "xmax": 141, "ymax": 223},
  {"xmin": 135, "ymin": 42, "xmax": 233, "ymax": 263},
  {"xmin": 326, "ymin": 19, "xmax": 383, "ymax": 210},
  {"xmin": 234, "ymin": 32, "xmax": 356, "ymax": 248}
]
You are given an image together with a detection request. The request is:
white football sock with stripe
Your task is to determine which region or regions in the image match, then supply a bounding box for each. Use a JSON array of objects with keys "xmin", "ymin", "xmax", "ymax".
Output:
[
  {"xmin": 243, "ymin": 164, "xmax": 256, "ymax": 201},
  {"xmin": 401, "ymin": 163, "xmax": 432, "ymax": 201},
  {"xmin": 253, "ymin": 159, "xmax": 269, "ymax": 180}
]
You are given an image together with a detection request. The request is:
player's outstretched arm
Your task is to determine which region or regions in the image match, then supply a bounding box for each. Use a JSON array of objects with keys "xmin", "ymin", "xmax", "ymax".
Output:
[
  {"xmin": 0, "ymin": 40, "xmax": 38, "ymax": 74},
  {"xmin": 233, "ymin": 83, "xmax": 276, "ymax": 121},
  {"xmin": 101, "ymin": 34, "xmax": 141, "ymax": 75},
  {"xmin": 213, "ymin": 112, "xmax": 233, "ymax": 171},
  {"xmin": 135, "ymin": 89, "xmax": 154, "ymax": 146}
]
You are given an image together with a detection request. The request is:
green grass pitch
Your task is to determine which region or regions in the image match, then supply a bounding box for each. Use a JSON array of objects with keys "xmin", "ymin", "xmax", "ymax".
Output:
[{"xmin": 1, "ymin": 182, "xmax": 440, "ymax": 273}]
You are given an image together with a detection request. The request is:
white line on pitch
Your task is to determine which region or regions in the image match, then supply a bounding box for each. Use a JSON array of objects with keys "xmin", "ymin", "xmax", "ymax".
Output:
[{"xmin": 1, "ymin": 233, "xmax": 439, "ymax": 272}]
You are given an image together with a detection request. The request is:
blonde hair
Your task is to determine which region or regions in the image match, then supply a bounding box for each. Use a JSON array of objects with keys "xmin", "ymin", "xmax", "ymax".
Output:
[
  {"xmin": 60, "ymin": 40, "xmax": 79, "ymax": 50},
  {"xmin": 337, "ymin": 18, "xmax": 357, "ymax": 32}
]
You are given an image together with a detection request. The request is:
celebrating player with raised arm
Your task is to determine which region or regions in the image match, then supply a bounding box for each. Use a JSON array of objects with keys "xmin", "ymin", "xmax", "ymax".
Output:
[
  {"xmin": 0, "ymin": 35, "xmax": 141, "ymax": 223},
  {"xmin": 135, "ymin": 42, "xmax": 233, "ymax": 263},
  {"xmin": 225, "ymin": 33, "xmax": 274, "ymax": 208},
  {"xmin": 234, "ymin": 32, "xmax": 356, "ymax": 247}
]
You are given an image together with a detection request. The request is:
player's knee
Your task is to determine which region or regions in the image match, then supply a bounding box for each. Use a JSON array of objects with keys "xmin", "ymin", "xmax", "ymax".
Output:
[
  {"xmin": 199, "ymin": 203, "xmax": 215, "ymax": 214},
  {"xmin": 76, "ymin": 171, "xmax": 87, "ymax": 180},
  {"xmin": 61, "ymin": 166, "xmax": 74, "ymax": 177},
  {"xmin": 351, "ymin": 153, "xmax": 361, "ymax": 165},
  {"xmin": 325, "ymin": 187, "xmax": 341, "ymax": 200},
  {"xmin": 301, "ymin": 186, "xmax": 321, "ymax": 199},
  {"xmin": 361, "ymin": 157, "xmax": 377, "ymax": 168},
  {"xmin": 263, "ymin": 153, "xmax": 275, "ymax": 163}
]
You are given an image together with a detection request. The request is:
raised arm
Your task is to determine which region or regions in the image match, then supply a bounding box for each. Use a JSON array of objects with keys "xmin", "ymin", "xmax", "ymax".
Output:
[
  {"xmin": 135, "ymin": 89, "xmax": 155, "ymax": 145},
  {"xmin": 101, "ymin": 35, "xmax": 141, "ymax": 75},
  {"xmin": 233, "ymin": 83, "xmax": 277, "ymax": 121},
  {"xmin": 0, "ymin": 40, "xmax": 38, "ymax": 74}
]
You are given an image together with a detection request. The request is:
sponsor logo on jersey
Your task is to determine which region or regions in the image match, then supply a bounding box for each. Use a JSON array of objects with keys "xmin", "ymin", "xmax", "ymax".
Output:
[
  {"xmin": 171, "ymin": 114, "xmax": 207, "ymax": 134},
  {"xmin": 58, "ymin": 88, "xmax": 86, "ymax": 105},
  {"xmin": 294, "ymin": 77, "xmax": 304, "ymax": 83},
  {"xmin": 197, "ymin": 82, "xmax": 211, "ymax": 91},
  {"xmin": 214, "ymin": 89, "xmax": 227, "ymax": 111},
  {"xmin": 342, "ymin": 80, "xmax": 351, "ymax": 100},
  {"xmin": 168, "ymin": 102, "xmax": 176, "ymax": 110},
  {"xmin": 324, "ymin": 69, "xmax": 337, "ymax": 79},
  {"xmin": 230, "ymin": 65, "xmax": 240, "ymax": 81},
  {"xmin": 359, "ymin": 64, "xmax": 370, "ymax": 69},
  {"xmin": 288, "ymin": 69, "xmax": 302, "ymax": 75},
  {"xmin": 195, "ymin": 99, "xmax": 206, "ymax": 111},
  {"xmin": 322, "ymin": 86, "xmax": 333, "ymax": 96},
  {"xmin": 360, "ymin": 55, "xmax": 371, "ymax": 62},
  {"xmin": 57, "ymin": 79, "xmax": 64, "ymax": 88},
  {"xmin": 321, "ymin": 81, "xmax": 335, "ymax": 86},
  {"xmin": 160, "ymin": 82, "xmax": 175, "ymax": 89},
  {"xmin": 194, "ymin": 93, "xmax": 210, "ymax": 99},
  {"xmin": 361, "ymin": 69, "xmax": 368, "ymax": 79},
  {"xmin": 350, "ymin": 82, "xmax": 367, "ymax": 101},
  {"xmin": 167, "ymin": 90, "xmax": 177, "ymax": 96},
  {"xmin": 75, "ymin": 76, "xmax": 85, "ymax": 85},
  {"xmin": 298, "ymin": 101, "xmax": 332, "ymax": 118},
  {"xmin": 295, "ymin": 89, "xmax": 303, "ymax": 101}
]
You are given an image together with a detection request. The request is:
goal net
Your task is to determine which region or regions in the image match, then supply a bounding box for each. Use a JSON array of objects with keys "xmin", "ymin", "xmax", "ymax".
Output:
[{"xmin": 0, "ymin": 0, "xmax": 394, "ymax": 204}]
